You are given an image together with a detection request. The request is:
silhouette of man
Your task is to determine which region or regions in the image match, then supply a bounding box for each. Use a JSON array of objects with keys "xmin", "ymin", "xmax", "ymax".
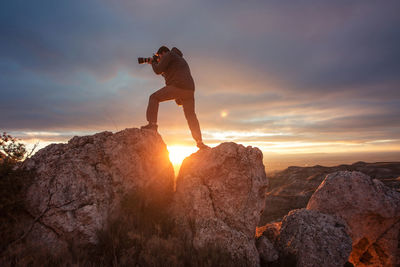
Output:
[{"xmin": 141, "ymin": 46, "xmax": 209, "ymax": 150}]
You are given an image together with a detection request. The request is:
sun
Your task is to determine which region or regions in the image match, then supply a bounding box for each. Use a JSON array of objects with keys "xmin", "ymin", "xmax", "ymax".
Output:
[{"xmin": 167, "ymin": 145, "xmax": 198, "ymax": 171}]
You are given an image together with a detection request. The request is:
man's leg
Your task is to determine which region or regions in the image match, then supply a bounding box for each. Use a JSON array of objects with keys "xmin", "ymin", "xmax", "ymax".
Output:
[
  {"xmin": 182, "ymin": 95, "xmax": 203, "ymax": 144},
  {"xmin": 146, "ymin": 86, "xmax": 181, "ymax": 124}
]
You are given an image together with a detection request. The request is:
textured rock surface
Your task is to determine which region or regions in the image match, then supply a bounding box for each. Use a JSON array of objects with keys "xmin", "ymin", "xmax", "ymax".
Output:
[
  {"xmin": 277, "ymin": 209, "xmax": 352, "ymax": 267},
  {"xmin": 22, "ymin": 128, "xmax": 174, "ymax": 251},
  {"xmin": 255, "ymin": 222, "xmax": 282, "ymax": 266},
  {"xmin": 173, "ymin": 142, "xmax": 268, "ymax": 266},
  {"xmin": 256, "ymin": 222, "xmax": 281, "ymax": 246},
  {"xmin": 261, "ymin": 162, "xmax": 400, "ymax": 225},
  {"xmin": 255, "ymin": 235, "xmax": 279, "ymax": 264},
  {"xmin": 307, "ymin": 171, "xmax": 400, "ymax": 266}
]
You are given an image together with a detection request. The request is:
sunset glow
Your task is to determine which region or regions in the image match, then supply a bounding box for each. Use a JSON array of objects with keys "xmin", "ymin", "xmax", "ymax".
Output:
[{"xmin": 167, "ymin": 145, "xmax": 198, "ymax": 174}]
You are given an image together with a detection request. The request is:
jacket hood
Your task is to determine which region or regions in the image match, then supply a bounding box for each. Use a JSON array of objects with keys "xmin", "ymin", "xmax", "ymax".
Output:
[{"xmin": 171, "ymin": 47, "xmax": 183, "ymax": 57}]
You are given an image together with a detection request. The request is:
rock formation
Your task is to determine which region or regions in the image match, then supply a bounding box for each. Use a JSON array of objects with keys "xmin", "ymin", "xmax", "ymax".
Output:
[
  {"xmin": 173, "ymin": 142, "xmax": 269, "ymax": 267},
  {"xmin": 21, "ymin": 129, "xmax": 174, "ymax": 252},
  {"xmin": 261, "ymin": 162, "xmax": 400, "ymax": 225},
  {"xmin": 257, "ymin": 209, "xmax": 352, "ymax": 267},
  {"xmin": 6, "ymin": 128, "xmax": 399, "ymax": 266},
  {"xmin": 2, "ymin": 131, "xmax": 270, "ymax": 266},
  {"xmin": 279, "ymin": 209, "xmax": 352, "ymax": 267},
  {"xmin": 307, "ymin": 171, "xmax": 400, "ymax": 266}
]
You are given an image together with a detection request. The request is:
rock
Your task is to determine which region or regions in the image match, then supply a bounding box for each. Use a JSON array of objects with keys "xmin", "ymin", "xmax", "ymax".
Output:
[
  {"xmin": 307, "ymin": 171, "xmax": 400, "ymax": 266},
  {"xmin": 256, "ymin": 222, "xmax": 281, "ymax": 246},
  {"xmin": 256, "ymin": 222, "xmax": 281, "ymax": 265},
  {"xmin": 255, "ymin": 235, "xmax": 279, "ymax": 264},
  {"xmin": 173, "ymin": 142, "xmax": 268, "ymax": 266},
  {"xmin": 277, "ymin": 209, "xmax": 352, "ymax": 267},
  {"xmin": 22, "ymin": 128, "xmax": 174, "ymax": 252},
  {"xmin": 261, "ymin": 162, "xmax": 400, "ymax": 225}
]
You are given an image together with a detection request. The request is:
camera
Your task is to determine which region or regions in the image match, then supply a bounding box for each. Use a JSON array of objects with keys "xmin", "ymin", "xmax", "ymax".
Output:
[{"xmin": 138, "ymin": 54, "xmax": 159, "ymax": 64}]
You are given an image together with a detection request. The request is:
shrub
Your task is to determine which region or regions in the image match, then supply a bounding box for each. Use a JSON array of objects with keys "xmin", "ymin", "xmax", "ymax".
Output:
[
  {"xmin": 0, "ymin": 132, "xmax": 34, "ymax": 254},
  {"xmin": 0, "ymin": 132, "xmax": 27, "ymax": 163}
]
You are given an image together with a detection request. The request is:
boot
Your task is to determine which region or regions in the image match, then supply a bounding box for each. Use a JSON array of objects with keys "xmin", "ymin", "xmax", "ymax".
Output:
[{"xmin": 141, "ymin": 123, "xmax": 158, "ymax": 131}]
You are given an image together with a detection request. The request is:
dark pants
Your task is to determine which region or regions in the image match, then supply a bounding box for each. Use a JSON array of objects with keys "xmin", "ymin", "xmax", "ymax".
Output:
[{"xmin": 146, "ymin": 86, "xmax": 202, "ymax": 143}]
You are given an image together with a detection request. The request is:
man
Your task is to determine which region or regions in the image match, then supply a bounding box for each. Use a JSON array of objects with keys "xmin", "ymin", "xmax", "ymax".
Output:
[{"xmin": 141, "ymin": 46, "xmax": 209, "ymax": 150}]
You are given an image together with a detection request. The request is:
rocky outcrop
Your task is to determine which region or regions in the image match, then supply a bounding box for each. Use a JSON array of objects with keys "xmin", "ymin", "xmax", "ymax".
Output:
[
  {"xmin": 277, "ymin": 209, "xmax": 352, "ymax": 267},
  {"xmin": 173, "ymin": 142, "xmax": 268, "ymax": 266},
  {"xmin": 10, "ymin": 128, "xmax": 400, "ymax": 266},
  {"xmin": 307, "ymin": 171, "xmax": 400, "ymax": 266},
  {"xmin": 261, "ymin": 162, "xmax": 400, "ymax": 225},
  {"xmin": 22, "ymin": 128, "xmax": 174, "ymax": 252},
  {"xmin": 257, "ymin": 209, "xmax": 352, "ymax": 267},
  {"xmin": 3, "ymin": 132, "xmax": 269, "ymax": 266}
]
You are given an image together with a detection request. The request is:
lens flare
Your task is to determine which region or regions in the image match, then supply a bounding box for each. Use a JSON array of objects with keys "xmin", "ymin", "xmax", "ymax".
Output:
[{"xmin": 167, "ymin": 145, "xmax": 198, "ymax": 173}]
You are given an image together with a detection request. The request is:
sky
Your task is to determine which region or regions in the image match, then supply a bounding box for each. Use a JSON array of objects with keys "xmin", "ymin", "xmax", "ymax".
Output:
[{"xmin": 1, "ymin": 0, "xmax": 400, "ymax": 171}]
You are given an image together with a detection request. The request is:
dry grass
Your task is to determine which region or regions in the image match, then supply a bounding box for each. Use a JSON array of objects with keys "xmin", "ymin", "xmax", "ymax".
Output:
[
  {"xmin": 0, "ymin": 160, "xmax": 34, "ymax": 252},
  {"xmin": 1, "ymin": 184, "xmax": 244, "ymax": 267}
]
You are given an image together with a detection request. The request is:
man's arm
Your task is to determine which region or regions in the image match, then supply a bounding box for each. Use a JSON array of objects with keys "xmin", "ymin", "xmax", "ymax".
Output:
[{"xmin": 151, "ymin": 52, "xmax": 172, "ymax": 74}]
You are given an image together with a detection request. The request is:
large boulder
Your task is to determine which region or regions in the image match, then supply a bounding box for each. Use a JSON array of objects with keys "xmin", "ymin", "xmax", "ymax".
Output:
[
  {"xmin": 307, "ymin": 171, "xmax": 400, "ymax": 266},
  {"xmin": 173, "ymin": 142, "xmax": 268, "ymax": 266},
  {"xmin": 22, "ymin": 128, "xmax": 174, "ymax": 252},
  {"xmin": 276, "ymin": 209, "xmax": 352, "ymax": 267}
]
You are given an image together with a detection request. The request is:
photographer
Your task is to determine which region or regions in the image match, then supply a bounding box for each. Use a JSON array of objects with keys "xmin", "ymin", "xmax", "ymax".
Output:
[{"xmin": 140, "ymin": 46, "xmax": 209, "ymax": 150}]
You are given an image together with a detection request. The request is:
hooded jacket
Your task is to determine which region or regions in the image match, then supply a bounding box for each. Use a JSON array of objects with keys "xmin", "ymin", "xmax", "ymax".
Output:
[{"xmin": 151, "ymin": 47, "xmax": 195, "ymax": 91}]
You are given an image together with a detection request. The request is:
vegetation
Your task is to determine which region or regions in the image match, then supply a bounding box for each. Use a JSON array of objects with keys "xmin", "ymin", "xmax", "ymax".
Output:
[
  {"xmin": 3, "ymin": 187, "xmax": 244, "ymax": 266},
  {"xmin": 0, "ymin": 132, "xmax": 27, "ymax": 162},
  {"xmin": 88, "ymin": 190, "xmax": 244, "ymax": 267},
  {"xmin": 0, "ymin": 132, "xmax": 34, "ymax": 255}
]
